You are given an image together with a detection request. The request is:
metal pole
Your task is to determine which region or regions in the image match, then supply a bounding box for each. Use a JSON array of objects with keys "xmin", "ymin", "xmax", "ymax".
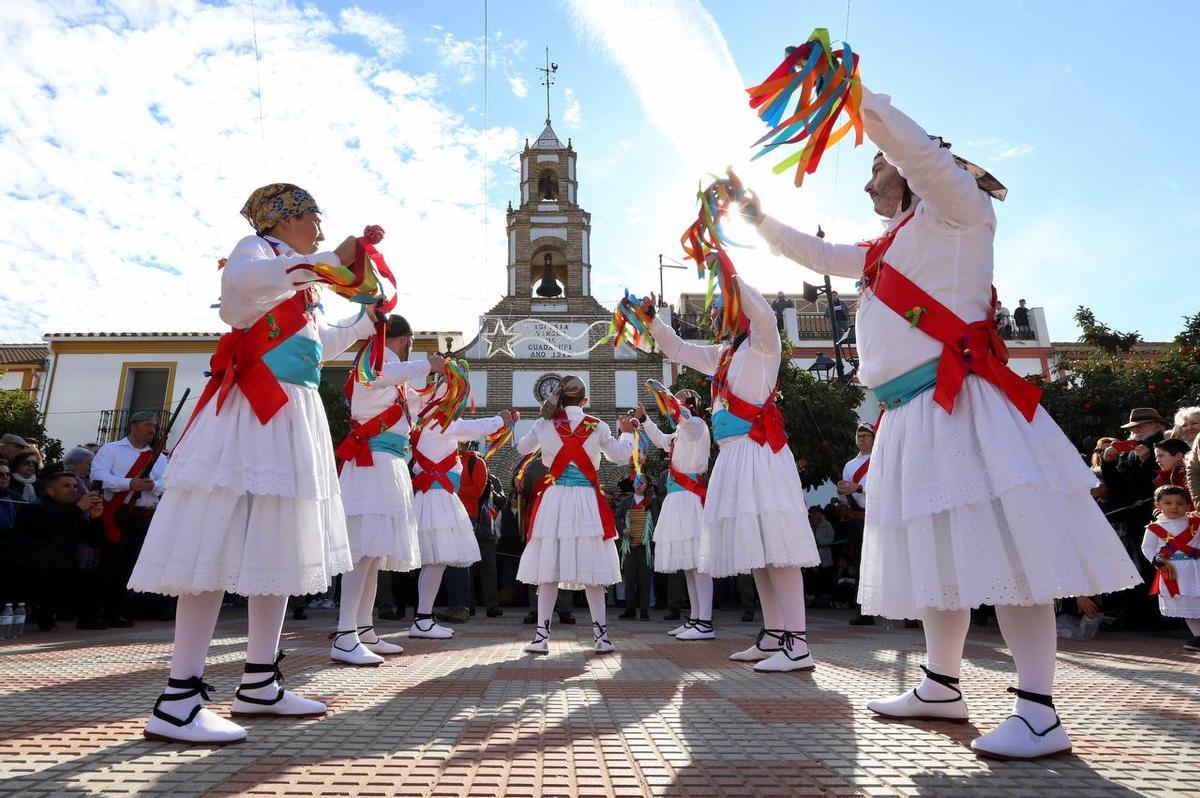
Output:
[
  {"xmin": 815, "ymin": 226, "xmax": 846, "ymax": 383},
  {"xmin": 658, "ymin": 254, "xmax": 664, "ymax": 304}
]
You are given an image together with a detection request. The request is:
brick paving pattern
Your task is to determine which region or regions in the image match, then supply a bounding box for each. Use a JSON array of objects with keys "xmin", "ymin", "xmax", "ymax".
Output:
[{"xmin": 0, "ymin": 609, "xmax": 1196, "ymax": 797}]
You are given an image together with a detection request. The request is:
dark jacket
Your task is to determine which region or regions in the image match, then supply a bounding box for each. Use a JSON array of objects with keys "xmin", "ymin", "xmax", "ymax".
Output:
[
  {"xmin": 1100, "ymin": 431, "xmax": 1165, "ymax": 530},
  {"xmin": 13, "ymin": 497, "xmax": 96, "ymax": 573}
]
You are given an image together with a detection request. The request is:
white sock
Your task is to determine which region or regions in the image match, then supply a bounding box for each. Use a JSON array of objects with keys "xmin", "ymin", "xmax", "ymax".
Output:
[
  {"xmin": 337, "ymin": 557, "xmax": 372, "ymax": 637},
  {"xmin": 241, "ymin": 594, "xmax": 288, "ymax": 695},
  {"xmin": 161, "ymin": 591, "xmax": 223, "ymax": 717},
  {"xmin": 694, "ymin": 572, "xmax": 714, "ymax": 623},
  {"xmin": 416, "ymin": 564, "xmax": 447, "ymax": 616},
  {"xmin": 752, "ymin": 568, "xmax": 783, "ymax": 629},
  {"xmin": 536, "ymin": 583, "xmax": 558, "ymax": 629},
  {"xmin": 356, "ymin": 559, "xmax": 383, "ymax": 639},
  {"xmin": 1185, "ymin": 618, "xmax": 1200, "ymax": 636},
  {"xmin": 995, "ymin": 603, "xmax": 1059, "ymax": 728},
  {"xmin": 584, "ymin": 585, "xmax": 607, "ymax": 628},
  {"xmin": 767, "ymin": 566, "xmax": 807, "ymax": 634},
  {"xmin": 918, "ymin": 608, "xmax": 970, "ymax": 700}
]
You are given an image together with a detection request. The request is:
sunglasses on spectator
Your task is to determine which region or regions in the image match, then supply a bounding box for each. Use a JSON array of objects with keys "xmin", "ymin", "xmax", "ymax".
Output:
[{"xmin": 19, "ymin": 459, "xmax": 38, "ymax": 467}]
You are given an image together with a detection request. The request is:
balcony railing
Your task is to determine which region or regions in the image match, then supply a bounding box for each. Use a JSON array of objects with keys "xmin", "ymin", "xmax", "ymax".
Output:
[{"xmin": 96, "ymin": 408, "xmax": 172, "ymax": 444}]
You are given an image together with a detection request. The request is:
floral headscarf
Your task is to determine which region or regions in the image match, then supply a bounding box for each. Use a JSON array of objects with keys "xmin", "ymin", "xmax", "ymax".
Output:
[{"xmin": 240, "ymin": 183, "xmax": 320, "ymax": 234}]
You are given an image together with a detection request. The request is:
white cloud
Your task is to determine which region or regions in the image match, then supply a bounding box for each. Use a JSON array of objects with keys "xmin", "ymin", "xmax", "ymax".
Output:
[
  {"xmin": 562, "ymin": 88, "xmax": 582, "ymax": 127},
  {"xmin": 340, "ymin": 6, "xmax": 407, "ymax": 62},
  {"xmin": 965, "ymin": 137, "xmax": 1035, "ymax": 162},
  {"xmin": 0, "ymin": 0, "xmax": 520, "ymax": 342},
  {"xmin": 509, "ymin": 75, "xmax": 528, "ymax": 98},
  {"xmin": 426, "ymin": 30, "xmax": 526, "ymax": 86}
]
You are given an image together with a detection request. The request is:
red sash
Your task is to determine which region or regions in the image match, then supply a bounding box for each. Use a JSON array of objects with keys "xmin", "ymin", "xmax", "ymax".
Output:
[
  {"xmin": 1147, "ymin": 518, "xmax": 1200, "ymax": 597},
  {"xmin": 667, "ymin": 440, "xmax": 707, "ymax": 503},
  {"xmin": 860, "ymin": 214, "xmax": 1042, "ymax": 422},
  {"xmin": 99, "ymin": 449, "xmax": 155, "ymax": 543},
  {"xmin": 412, "ymin": 448, "xmax": 459, "ymax": 493},
  {"xmin": 851, "ymin": 457, "xmax": 870, "ymax": 484},
  {"xmin": 183, "ymin": 289, "xmax": 315, "ymax": 436},
  {"xmin": 525, "ymin": 414, "xmax": 617, "ymax": 543},
  {"xmin": 711, "ymin": 339, "xmax": 789, "ymax": 453},
  {"xmin": 335, "ymin": 401, "xmax": 406, "ymax": 468}
]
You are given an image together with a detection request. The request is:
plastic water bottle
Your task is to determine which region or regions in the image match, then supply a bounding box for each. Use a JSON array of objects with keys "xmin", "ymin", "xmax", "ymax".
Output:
[
  {"xmin": 0, "ymin": 604, "xmax": 11, "ymax": 639},
  {"xmin": 11, "ymin": 603, "xmax": 25, "ymax": 639}
]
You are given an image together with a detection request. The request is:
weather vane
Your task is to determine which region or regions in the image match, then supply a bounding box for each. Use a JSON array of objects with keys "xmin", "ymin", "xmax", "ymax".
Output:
[{"xmin": 536, "ymin": 47, "xmax": 558, "ymax": 126}]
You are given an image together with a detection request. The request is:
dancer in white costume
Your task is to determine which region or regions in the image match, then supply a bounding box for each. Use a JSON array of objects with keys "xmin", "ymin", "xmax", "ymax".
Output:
[
  {"xmin": 641, "ymin": 280, "xmax": 819, "ymax": 672},
  {"xmin": 128, "ymin": 183, "xmax": 377, "ymax": 744},
  {"xmin": 1141, "ymin": 486, "xmax": 1200, "ymax": 650},
  {"xmin": 408, "ymin": 393, "xmax": 514, "ymax": 641},
  {"xmin": 329, "ymin": 314, "xmax": 445, "ymax": 666},
  {"xmin": 516, "ymin": 376, "xmax": 636, "ymax": 655},
  {"xmin": 635, "ymin": 390, "xmax": 715, "ymax": 640},
  {"xmin": 739, "ymin": 86, "xmax": 1141, "ymax": 757}
]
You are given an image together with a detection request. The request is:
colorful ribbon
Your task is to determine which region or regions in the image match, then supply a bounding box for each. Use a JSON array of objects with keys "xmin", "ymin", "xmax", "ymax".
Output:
[
  {"xmin": 745, "ymin": 28, "xmax": 864, "ymax": 188},
  {"xmin": 677, "ymin": 170, "xmax": 749, "ymax": 342},
  {"xmin": 609, "ymin": 290, "xmax": 656, "ymax": 350},
  {"xmin": 645, "ymin": 378, "xmax": 689, "ymax": 430},
  {"xmin": 629, "ymin": 423, "xmax": 650, "ymax": 487},
  {"xmin": 413, "ymin": 358, "xmax": 473, "ymax": 434},
  {"xmin": 482, "ymin": 418, "xmax": 517, "ymax": 461}
]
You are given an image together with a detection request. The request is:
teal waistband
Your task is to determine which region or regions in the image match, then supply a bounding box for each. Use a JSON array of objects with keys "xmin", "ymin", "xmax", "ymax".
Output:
[
  {"xmin": 369, "ymin": 432, "xmax": 411, "ymax": 462},
  {"xmin": 711, "ymin": 407, "xmax": 755, "ymax": 441},
  {"xmin": 667, "ymin": 473, "xmax": 701, "ymax": 493},
  {"xmin": 260, "ymin": 335, "xmax": 322, "ymax": 389},
  {"xmin": 873, "ymin": 358, "xmax": 938, "ymax": 410},
  {"xmin": 555, "ymin": 464, "xmax": 594, "ymax": 487},
  {"xmin": 1166, "ymin": 552, "xmax": 1200, "ymax": 561}
]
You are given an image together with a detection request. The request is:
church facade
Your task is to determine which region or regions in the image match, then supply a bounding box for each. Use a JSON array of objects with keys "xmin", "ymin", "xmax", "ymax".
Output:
[{"xmin": 457, "ymin": 120, "xmax": 664, "ymax": 478}]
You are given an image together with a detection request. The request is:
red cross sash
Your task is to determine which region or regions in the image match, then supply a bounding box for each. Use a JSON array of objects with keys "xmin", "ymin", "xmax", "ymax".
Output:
[
  {"xmin": 335, "ymin": 400, "xmax": 406, "ymax": 468},
  {"xmin": 851, "ymin": 457, "xmax": 870, "ymax": 484},
  {"xmin": 711, "ymin": 340, "xmax": 788, "ymax": 453},
  {"xmin": 412, "ymin": 448, "xmax": 460, "ymax": 494},
  {"xmin": 182, "ymin": 289, "xmax": 315, "ymax": 437},
  {"xmin": 99, "ymin": 449, "xmax": 155, "ymax": 543},
  {"xmin": 859, "ymin": 213, "xmax": 1042, "ymax": 422},
  {"xmin": 667, "ymin": 440, "xmax": 707, "ymax": 504},
  {"xmin": 1147, "ymin": 518, "xmax": 1200, "ymax": 597},
  {"xmin": 525, "ymin": 414, "xmax": 617, "ymax": 543}
]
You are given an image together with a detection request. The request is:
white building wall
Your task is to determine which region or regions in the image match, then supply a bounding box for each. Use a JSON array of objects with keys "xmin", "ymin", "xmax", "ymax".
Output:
[
  {"xmin": 614, "ymin": 370, "xmax": 638, "ymax": 408},
  {"xmin": 0, "ymin": 372, "xmax": 24, "ymax": 391}
]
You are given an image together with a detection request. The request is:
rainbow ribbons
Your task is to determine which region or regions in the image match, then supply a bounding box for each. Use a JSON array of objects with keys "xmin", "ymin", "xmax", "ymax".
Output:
[
  {"xmin": 482, "ymin": 422, "xmax": 514, "ymax": 462},
  {"xmin": 413, "ymin": 359, "xmax": 473, "ymax": 433},
  {"xmin": 630, "ymin": 424, "xmax": 650, "ymax": 487},
  {"xmin": 645, "ymin": 378, "xmax": 689, "ymax": 430},
  {"xmin": 609, "ymin": 290, "xmax": 656, "ymax": 350},
  {"xmin": 678, "ymin": 170, "xmax": 748, "ymax": 342},
  {"xmin": 746, "ymin": 28, "xmax": 863, "ymax": 188}
]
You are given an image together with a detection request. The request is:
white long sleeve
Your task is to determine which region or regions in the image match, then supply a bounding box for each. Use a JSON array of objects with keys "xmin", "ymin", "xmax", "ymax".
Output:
[
  {"xmin": 444, "ymin": 415, "xmax": 505, "ymax": 443},
  {"xmin": 739, "ymin": 275, "xmax": 782, "ymax": 358},
  {"xmin": 642, "ymin": 418, "xmax": 674, "ymax": 451},
  {"xmin": 376, "ymin": 359, "xmax": 431, "ymax": 389},
  {"xmin": 318, "ymin": 310, "xmax": 375, "ymax": 359},
  {"xmin": 650, "ymin": 316, "xmax": 722, "ymax": 376},
  {"xmin": 219, "ymin": 235, "xmax": 341, "ymax": 326},
  {"xmin": 757, "ymin": 216, "xmax": 866, "ymax": 279}
]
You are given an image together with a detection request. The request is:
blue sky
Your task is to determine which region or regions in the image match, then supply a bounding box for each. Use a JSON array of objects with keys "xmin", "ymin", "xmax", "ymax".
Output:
[{"xmin": 2, "ymin": 0, "xmax": 1197, "ymax": 342}]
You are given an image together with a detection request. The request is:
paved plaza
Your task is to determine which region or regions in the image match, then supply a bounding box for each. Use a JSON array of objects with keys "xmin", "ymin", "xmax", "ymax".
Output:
[{"xmin": 0, "ymin": 608, "xmax": 1196, "ymax": 797}]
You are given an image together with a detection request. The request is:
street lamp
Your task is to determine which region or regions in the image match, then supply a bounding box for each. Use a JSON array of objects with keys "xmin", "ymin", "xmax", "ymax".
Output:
[
  {"xmin": 800, "ymin": 225, "xmax": 847, "ymax": 383},
  {"xmin": 807, "ymin": 353, "xmax": 836, "ymax": 383},
  {"xmin": 658, "ymin": 253, "xmax": 689, "ymax": 307}
]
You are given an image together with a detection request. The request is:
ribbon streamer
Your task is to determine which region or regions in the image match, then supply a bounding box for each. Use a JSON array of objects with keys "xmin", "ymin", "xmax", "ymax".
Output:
[
  {"xmin": 629, "ymin": 424, "xmax": 650, "ymax": 487},
  {"xmin": 413, "ymin": 359, "xmax": 473, "ymax": 434},
  {"xmin": 677, "ymin": 170, "xmax": 749, "ymax": 341},
  {"xmin": 745, "ymin": 28, "xmax": 864, "ymax": 188},
  {"xmin": 609, "ymin": 290, "xmax": 656, "ymax": 350},
  {"xmin": 482, "ymin": 418, "xmax": 517, "ymax": 461},
  {"xmin": 645, "ymin": 379, "xmax": 690, "ymax": 430}
]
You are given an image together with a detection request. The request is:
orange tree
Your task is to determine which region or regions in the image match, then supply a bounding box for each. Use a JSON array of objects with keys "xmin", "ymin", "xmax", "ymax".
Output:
[
  {"xmin": 0, "ymin": 389, "xmax": 62, "ymax": 461},
  {"xmin": 1029, "ymin": 307, "xmax": 1200, "ymax": 453}
]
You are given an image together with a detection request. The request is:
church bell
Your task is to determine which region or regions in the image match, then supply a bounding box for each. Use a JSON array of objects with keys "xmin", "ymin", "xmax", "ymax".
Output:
[{"xmin": 535, "ymin": 255, "xmax": 563, "ymax": 297}]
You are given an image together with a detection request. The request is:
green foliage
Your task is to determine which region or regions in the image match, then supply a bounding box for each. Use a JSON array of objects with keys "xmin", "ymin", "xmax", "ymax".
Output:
[
  {"xmin": 1031, "ymin": 309, "xmax": 1200, "ymax": 453},
  {"xmin": 318, "ymin": 379, "xmax": 351, "ymax": 446},
  {"xmin": 0, "ymin": 389, "xmax": 62, "ymax": 461},
  {"xmin": 665, "ymin": 337, "xmax": 865, "ymax": 489}
]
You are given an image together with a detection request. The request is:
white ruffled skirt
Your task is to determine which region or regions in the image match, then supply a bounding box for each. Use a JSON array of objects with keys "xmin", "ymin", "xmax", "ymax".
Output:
[
  {"xmin": 859, "ymin": 376, "xmax": 1142, "ymax": 619},
  {"xmin": 698, "ymin": 437, "xmax": 819, "ymax": 578},
  {"xmin": 516, "ymin": 485, "xmax": 621, "ymax": 588},
  {"xmin": 653, "ymin": 491, "xmax": 705, "ymax": 573},
  {"xmin": 340, "ymin": 453, "xmax": 421, "ymax": 572},
  {"xmin": 128, "ymin": 383, "xmax": 353, "ymax": 597},
  {"xmin": 413, "ymin": 488, "xmax": 480, "ymax": 568}
]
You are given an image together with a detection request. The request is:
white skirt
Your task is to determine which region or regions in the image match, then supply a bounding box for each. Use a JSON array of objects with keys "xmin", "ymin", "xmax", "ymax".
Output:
[
  {"xmin": 128, "ymin": 384, "xmax": 353, "ymax": 597},
  {"xmin": 340, "ymin": 453, "xmax": 421, "ymax": 572},
  {"xmin": 1157, "ymin": 560, "xmax": 1200, "ymax": 618},
  {"xmin": 654, "ymin": 491, "xmax": 704, "ymax": 573},
  {"xmin": 698, "ymin": 437, "xmax": 819, "ymax": 578},
  {"xmin": 413, "ymin": 489, "xmax": 480, "ymax": 568},
  {"xmin": 516, "ymin": 484, "xmax": 622, "ymax": 588},
  {"xmin": 859, "ymin": 376, "xmax": 1142, "ymax": 619}
]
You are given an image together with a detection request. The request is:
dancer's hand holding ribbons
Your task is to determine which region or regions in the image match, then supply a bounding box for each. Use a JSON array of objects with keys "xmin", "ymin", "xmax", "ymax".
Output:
[
  {"xmin": 427, "ymin": 354, "xmax": 447, "ymax": 375},
  {"xmin": 483, "ymin": 409, "xmax": 520, "ymax": 461},
  {"xmin": 610, "ymin": 290, "xmax": 656, "ymax": 350}
]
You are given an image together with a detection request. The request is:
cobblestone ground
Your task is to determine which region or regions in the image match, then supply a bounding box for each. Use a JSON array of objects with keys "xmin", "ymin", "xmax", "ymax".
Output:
[{"xmin": 0, "ymin": 608, "xmax": 1196, "ymax": 797}]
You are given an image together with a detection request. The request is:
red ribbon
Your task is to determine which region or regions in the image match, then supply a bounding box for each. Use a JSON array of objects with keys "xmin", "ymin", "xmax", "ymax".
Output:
[
  {"xmin": 335, "ymin": 401, "xmax": 406, "ymax": 469},
  {"xmin": 99, "ymin": 449, "xmax": 155, "ymax": 543},
  {"xmin": 525, "ymin": 415, "xmax": 617, "ymax": 543}
]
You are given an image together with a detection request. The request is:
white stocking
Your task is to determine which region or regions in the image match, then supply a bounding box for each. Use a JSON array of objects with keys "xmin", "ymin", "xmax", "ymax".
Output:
[
  {"xmin": 683, "ymin": 570, "xmax": 698, "ymax": 618},
  {"xmin": 584, "ymin": 585, "xmax": 607, "ymax": 627},
  {"xmin": 245, "ymin": 594, "xmax": 287, "ymax": 666},
  {"xmin": 536, "ymin": 583, "xmax": 558, "ymax": 628},
  {"xmin": 337, "ymin": 557, "xmax": 372, "ymax": 635},
  {"xmin": 1185, "ymin": 618, "xmax": 1200, "ymax": 636},
  {"xmin": 752, "ymin": 568, "xmax": 783, "ymax": 629},
  {"xmin": 164, "ymin": 591, "xmax": 223, "ymax": 716},
  {"xmin": 356, "ymin": 558, "xmax": 382, "ymax": 630},
  {"xmin": 995, "ymin": 603, "xmax": 1058, "ymax": 727},
  {"xmin": 767, "ymin": 566, "xmax": 807, "ymax": 633},
  {"xmin": 416, "ymin": 564, "xmax": 447, "ymax": 615},
  {"xmin": 921, "ymin": 607, "xmax": 971, "ymax": 680},
  {"xmin": 694, "ymin": 572, "xmax": 714, "ymax": 622}
]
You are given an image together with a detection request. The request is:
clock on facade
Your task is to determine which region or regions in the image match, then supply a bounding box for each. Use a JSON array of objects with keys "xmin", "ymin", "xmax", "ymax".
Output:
[{"xmin": 534, "ymin": 374, "xmax": 562, "ymax": 402}]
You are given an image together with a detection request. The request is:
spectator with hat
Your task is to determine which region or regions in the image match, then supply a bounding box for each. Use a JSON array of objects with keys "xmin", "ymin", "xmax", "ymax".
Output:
[
  {"xmin": 8, "ymin": 446, "xmax": 44, "ymax": 503},
  {"xmin": 1102, "ymin": 407, "xmax": 1168, "ymax": 540},
  {"xmin": 0, "ymin": 433, "xmax": 28, "ymax": 465}
]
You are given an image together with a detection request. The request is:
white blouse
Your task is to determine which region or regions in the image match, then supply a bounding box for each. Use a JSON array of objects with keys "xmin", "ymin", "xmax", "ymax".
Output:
[
  {"xmin": 516, "ymin": 405, "xmax": 634, "ymax": 470},
  {"xmin": 643, "ymin": 416, "xmax": 710, "ymax": 475},
  {"xmin": 412, "ymin": 415, "xmax": 505, "ymax": 479},
  {"xmin": 756, "ymin": 87, "xmax": 998, "ymax": 389},
  {"xmin": 349, "ymin": 348, "xmax": 431, "ymax": 438}
]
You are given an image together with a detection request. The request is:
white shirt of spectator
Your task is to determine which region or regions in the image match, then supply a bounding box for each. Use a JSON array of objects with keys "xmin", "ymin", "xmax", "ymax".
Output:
[
  {"xmin": 90, "ymin": 437, "xmax": 168, "ymax": 509},
  {"xmin": 842, "ymin": 453, "xmax": 870, "ymax": 509}
]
